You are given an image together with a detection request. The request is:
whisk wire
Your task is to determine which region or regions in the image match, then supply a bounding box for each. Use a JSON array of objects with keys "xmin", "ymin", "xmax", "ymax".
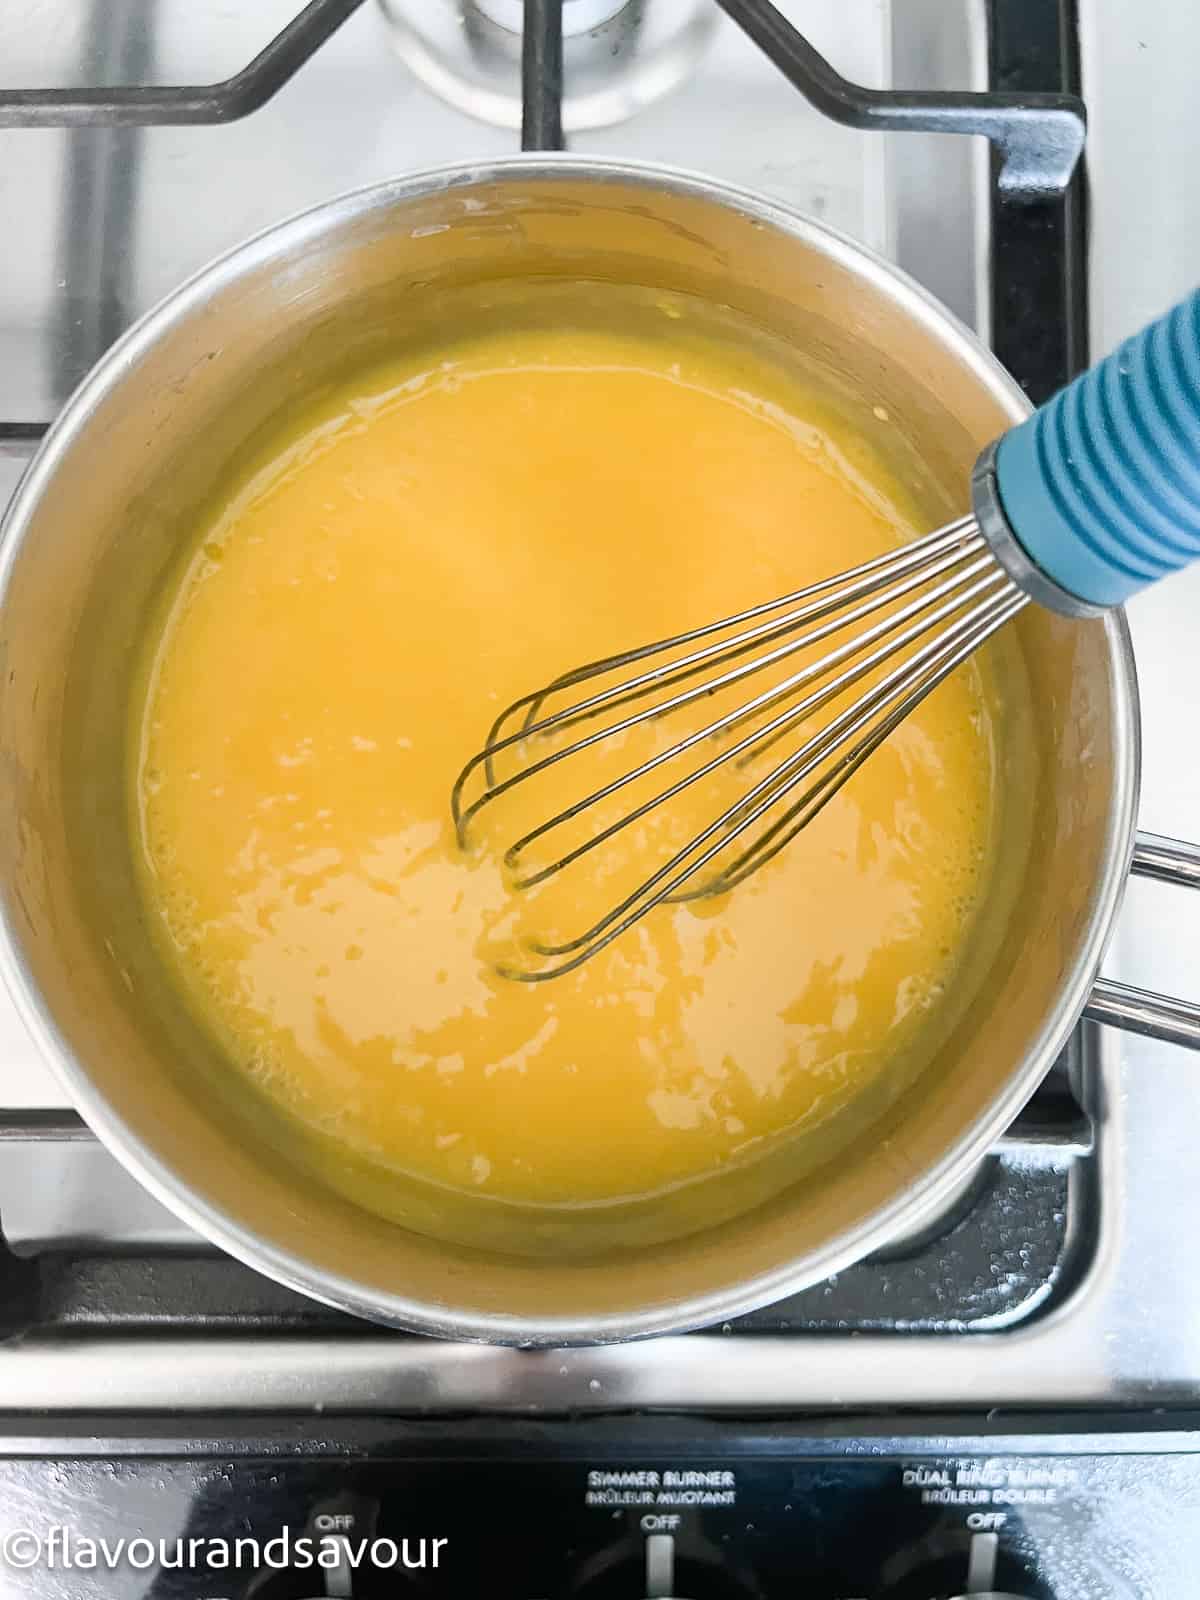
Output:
[
  {"xmin": 497, "ymin": 516, "xmax": 979, "ymax": 750},
  {"xmin": 505, "ymin": 585, "xmax": 1025, "ymax": 981},
  {"xmin": 453, "ymin": 519, "xmax": 986, "ymax": 845},
  {"xmin": 507, "ymin": 518, "xmax": 984, "ymax": 746},
  {"xmin": 678, "ymin": 588, "xmax": 1028, "ymax": 900},
  {"xmin": 450, "ymin": 516, "xmax": 1027, "ymax": 982},
  {"xmin": 506, "ymin": 554, "xmax": 1010, "ymax": 890},
  {"xmin": 457, "ymin": 520, "xmax": 979, "ymax": 813}
]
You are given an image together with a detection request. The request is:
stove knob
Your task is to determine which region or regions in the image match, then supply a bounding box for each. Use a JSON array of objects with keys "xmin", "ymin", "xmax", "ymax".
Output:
[
  {"xmin": 243, "ymin": 1492, "xmax": 430, "ymax": 1598},
  {"xmin": 881, "ymin": 1530, "xmax": 1047, "ymax": 1600},
  {"xmin": 568, "ymin": 1531, "xmax": 759, "ymax": 1598},
  {"xmin": 244, "ymin": 1543, "xmax": 428, "ymax": 1598}
]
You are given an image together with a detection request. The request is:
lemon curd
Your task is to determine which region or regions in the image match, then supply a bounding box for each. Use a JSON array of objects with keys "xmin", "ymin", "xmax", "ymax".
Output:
[{"xmin": 130, "ymin": 283, "xmax": 1023, "ymax": 1255}]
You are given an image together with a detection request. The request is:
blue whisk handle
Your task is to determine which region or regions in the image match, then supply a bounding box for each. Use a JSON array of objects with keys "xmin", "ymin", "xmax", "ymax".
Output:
[{"xmin": 984, "ymin": 287, "xmax": 1200, "ymax": 610}]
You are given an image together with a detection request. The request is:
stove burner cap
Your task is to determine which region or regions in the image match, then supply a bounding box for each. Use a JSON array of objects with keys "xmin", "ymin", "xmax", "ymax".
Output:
[
  {"xmin": 378, "ymin": 0, "xmax": 719, "ymax": 133},
  {"xmin": 473, "ymin": 0, "xmax": 632, "ymax": 34}
]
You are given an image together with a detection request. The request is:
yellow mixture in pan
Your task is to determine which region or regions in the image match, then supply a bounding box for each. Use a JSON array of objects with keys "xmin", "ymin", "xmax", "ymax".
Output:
[{"xmin": 130, "ymin": 283, "xmax": 1009, "ymax": 1254}]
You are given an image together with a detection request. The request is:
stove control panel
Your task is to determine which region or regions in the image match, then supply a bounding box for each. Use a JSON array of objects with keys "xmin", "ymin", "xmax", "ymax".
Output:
[{"xmin": 0, "ymin": 1416, "xmax": 1196, "ymax": 1598}]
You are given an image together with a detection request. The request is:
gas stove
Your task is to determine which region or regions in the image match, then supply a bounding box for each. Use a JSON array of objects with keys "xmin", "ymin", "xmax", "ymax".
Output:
[{"xmin": 1, "ymin": 2, "xmax": 1200, "ymax": 1597}]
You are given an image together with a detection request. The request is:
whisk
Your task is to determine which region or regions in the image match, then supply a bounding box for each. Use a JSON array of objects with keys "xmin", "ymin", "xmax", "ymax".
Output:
[{"xmin": 452, "ymin": 288, "xmax": 1200, "ymax": 981}]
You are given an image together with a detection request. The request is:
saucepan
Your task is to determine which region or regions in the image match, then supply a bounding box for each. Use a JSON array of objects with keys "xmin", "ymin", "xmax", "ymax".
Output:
[{"xmin": 1, "ymin": 158, "xmax": 1197, "ymax": 1344}]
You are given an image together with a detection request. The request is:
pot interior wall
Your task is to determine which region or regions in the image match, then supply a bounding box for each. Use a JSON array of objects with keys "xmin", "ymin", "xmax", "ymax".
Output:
[{"xmin": 0, "ymin": 169, "xmax": 1132, "ymax": 1339}]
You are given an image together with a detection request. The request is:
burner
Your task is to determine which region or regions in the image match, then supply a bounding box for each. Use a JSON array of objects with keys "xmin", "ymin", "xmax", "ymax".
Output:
[
  {"xmin": 377, "ymin": 0, "xmax": 719, "ymax": 132},
  {"xmin": 474, "ymin": 0, "xmax": 630, "ymax": 29}
]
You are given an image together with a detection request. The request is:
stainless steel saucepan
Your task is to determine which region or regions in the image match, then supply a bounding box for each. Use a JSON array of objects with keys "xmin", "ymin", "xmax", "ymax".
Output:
[{"xmin": 1, "ymin": 158, "xmax": 1197, "ymax": 1344}]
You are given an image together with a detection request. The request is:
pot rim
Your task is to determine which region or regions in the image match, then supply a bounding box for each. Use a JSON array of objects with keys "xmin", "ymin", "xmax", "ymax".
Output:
[{"xmin": 0, "ymin": 154, "xmax": 1140, "ymax": 1344}]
